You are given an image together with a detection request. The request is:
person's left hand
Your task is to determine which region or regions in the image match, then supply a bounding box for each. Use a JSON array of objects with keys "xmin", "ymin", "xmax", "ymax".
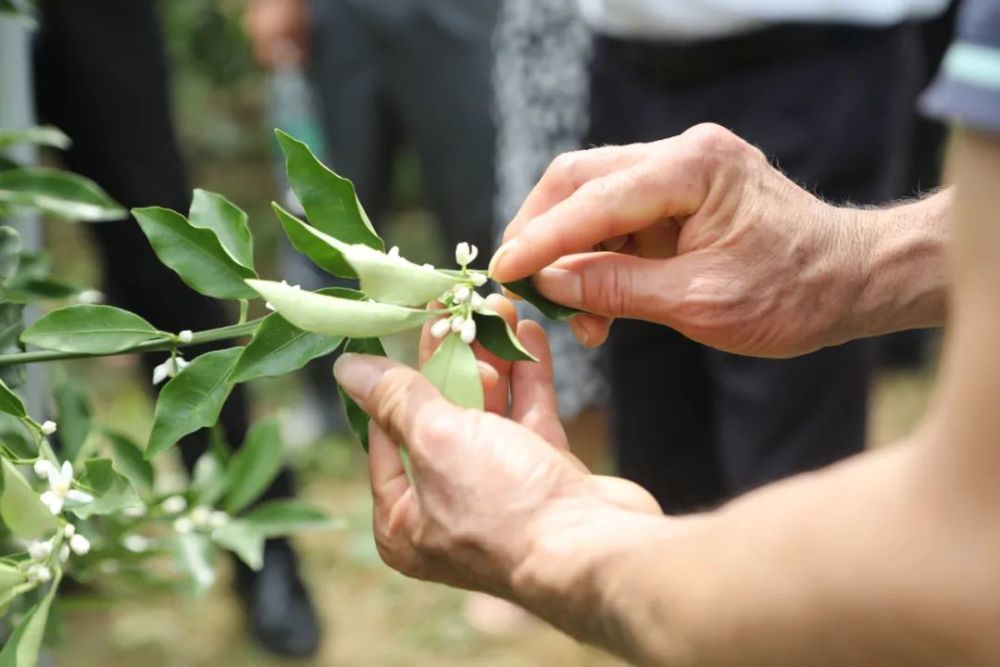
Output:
[{"xmin": 333, "ymin": 300, "xmax": 660, "ymax": 603}]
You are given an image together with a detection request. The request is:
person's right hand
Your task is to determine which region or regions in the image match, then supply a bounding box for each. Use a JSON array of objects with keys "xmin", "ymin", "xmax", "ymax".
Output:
[
  {"xmin": 244, "ymin": 0, "xmax": 309, "ymax": 68},
  {"xmin": 490, "ymin": 123, "xmax": 872, "ymax": 358}
]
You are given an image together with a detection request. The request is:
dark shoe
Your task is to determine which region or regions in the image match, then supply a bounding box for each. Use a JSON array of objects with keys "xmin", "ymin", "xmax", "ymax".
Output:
[{"xmin": 235, "ymin": 538, "xmax": 321, "ymax": 658}]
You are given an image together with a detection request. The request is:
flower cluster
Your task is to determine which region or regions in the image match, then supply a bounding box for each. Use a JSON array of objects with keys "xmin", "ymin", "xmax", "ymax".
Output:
[
  {"xmin": 24, "ymin": 523, "xmax": 90, "ymax": 585},
  {"xmin": 161, "ymin": 495, "xmax": 229, "ymax": 535}
]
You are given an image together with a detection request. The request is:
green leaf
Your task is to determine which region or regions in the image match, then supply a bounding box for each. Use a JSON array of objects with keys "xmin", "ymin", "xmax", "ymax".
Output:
[
  {"xmin": 275, "ymin": 130, "xmax": 383, "ymax": 251},
  {"xmin": 0, "ymin": 572, "xmax": 61, "ymax": 667},
  {"xmin": 338, "ymin": 337, "xmax": 385, "ymax": 451},
  {"xmin": 146, "ymin": 348, "xmax": 243, "ymax": 458},
  {"xmin": 472, "ymin": 310, "xmax": 538, "ymax": 362},
  {"xmin": 503, "ymin": 278, "xmax": 581, "ymax": 321},
  {"xmin": 0, "ymin": 303, "xmax": 26, "ymax": 389},
  {"xmin": 104, "ymin": 431, "xmax": 153, "ymax": 498},
  {"xmin": 191, "ymin": 451, "xmax": 227, "ymax": 508},
  {"xmin": 243, "ymin": 499, "xmax": 340, "ymax": 538},
  {"xmin": 3, "ymin": 278, "xmax": 82, "ymax": 302},
  {"xmin": 175, "ymin": 533, "xmax": 215, "ymax": 594},
  {"xmin": 341, "ymin": 244, "xmax": 464, "ymax": 307},
  {"xmin": 211, "ymin": 520, "xmax": 264, "ymax": 571},
  {"xmin": 273, "ymin": 202, "xmax": 355, "ymax": 278},
  {"xmin": 54, "ymin": 383, "xmax": 90, "ymax": 463},
  {"xmin": 273, "ymin": 204, "xmax": 461, "ymax": 304},
  {"xmin": 133, "ymin": 207, "xmax": 258, "ymax": 299},
  {"xmin": 0, "ymin": 562, "xmax": 25, "ymax": 595},
  {"xmin": 0, "ymin": 167, "xmax": 124, "ymax": 221},
  {"xmin": 0, "ymin": 226, "xmax": 21, "ymax": 283},
  {"xmin": 0, "ymin": 459, "xmax": 59, "ymax": 539},
  {"xmin": 21, "ymin": 305, "xmax": 161, "ymax": 353},
  {"xmin": 73, "ymin": 458, "xmax": 139, "ymax": 518},
  {"xmin": 188, "ymin": 189, "xmax": 254, "ymax": 270},
  {"xmin": 247, "ymin": 280, "xmax": 435, "ymax": 338},
  {"xmin": 230, "ymin": 287, "xmax": 359, "ymax": 383},
  {"xmin": 223, "ymin": 418, "xmax": 283, "ymax": 514},
  {"xmin": 421, "ymin": 333, "xmax": 484, "ymax": 410},
  {"xmin": 0, "ymin": 126, "xmax": 70, "ymax": 150},
  {"xmin": 0, "ymin": 378, "xmax": 26, "ymax": 418}
]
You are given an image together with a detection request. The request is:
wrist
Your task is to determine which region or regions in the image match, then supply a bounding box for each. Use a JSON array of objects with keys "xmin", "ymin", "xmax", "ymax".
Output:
[
  {"xmin": 833, "ymin": 192, "xmax": 950, "ymax": 345},
  {"xmin": 510, "ymin": 497, "xmax": 695, "ymax": 663}
]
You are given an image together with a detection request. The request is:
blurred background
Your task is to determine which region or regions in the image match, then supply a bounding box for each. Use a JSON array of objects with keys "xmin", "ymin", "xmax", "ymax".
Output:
[{"xmin": 3, "ymin": 0, "xmax": 954, "ymax": 664}]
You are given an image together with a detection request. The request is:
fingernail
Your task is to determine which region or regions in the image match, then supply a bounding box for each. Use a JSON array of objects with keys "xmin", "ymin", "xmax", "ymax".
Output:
[
  {"xmin": 488, "ymin": 240, "xmax": 516, "ymax": 279},
  {"xmin": 333, "ymin": 353, "xmax": 384, "ymax": 400},
  {"xmin": 535, "ymin": 267, "xmax": 582, "ymax": 306}
]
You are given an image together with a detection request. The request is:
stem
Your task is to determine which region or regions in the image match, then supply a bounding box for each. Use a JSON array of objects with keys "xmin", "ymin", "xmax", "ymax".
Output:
[
  {"xmin": 0, "ymin": 318, "xmax": 265, "ymax": 366},
  {"xmin": 238, "ymin": 299, "xmax": 249, "ymax": 325}
]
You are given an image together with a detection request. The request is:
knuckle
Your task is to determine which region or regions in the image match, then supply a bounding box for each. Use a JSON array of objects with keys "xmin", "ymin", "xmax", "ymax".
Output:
[
  {"xmin": 684, "ymin": 122, "xmax": 736, "ymax": 153},
  {"xmin": 582, "ymin": 263, "xmax": 632, "ymax": 317},
  {"xmin": 371, "ymin": 367, "xmax": 421, "ymax": 435}
]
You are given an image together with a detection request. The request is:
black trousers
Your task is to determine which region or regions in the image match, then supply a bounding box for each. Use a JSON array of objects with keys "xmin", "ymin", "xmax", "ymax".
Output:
[
  {"xmin": 32, "ymin": 0, "xmax": 293, "ymax": 498},
  {"xmin": 589, "ymin": 25, "xmax": 921, "ymax": 513}
]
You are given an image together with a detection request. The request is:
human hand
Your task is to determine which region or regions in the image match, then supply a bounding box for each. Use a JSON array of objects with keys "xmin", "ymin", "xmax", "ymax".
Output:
[
  {"xmin": 334, "ymin": 314, "xmax": 659, "ymax": 609},
  {"xmin": 490, "ymin": 123, "xmax": 870, "ymax": 357},
  {"xmin": 244, "ymin": 0, "xmax": 309, "ymax": 67}
]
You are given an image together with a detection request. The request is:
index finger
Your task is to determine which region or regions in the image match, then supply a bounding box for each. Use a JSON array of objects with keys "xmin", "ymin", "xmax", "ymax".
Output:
[{"xmin": 489, "ymin": 141, "xmax": 709, "ymax": 283}]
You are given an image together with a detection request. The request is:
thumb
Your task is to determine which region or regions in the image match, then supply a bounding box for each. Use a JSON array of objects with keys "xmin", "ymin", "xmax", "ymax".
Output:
[{"xmin": 533, "ymin": 252, "xmax": 704, "ymax": 324}]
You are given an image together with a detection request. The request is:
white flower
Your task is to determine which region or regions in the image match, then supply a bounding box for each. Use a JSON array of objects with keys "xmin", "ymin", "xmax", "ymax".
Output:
[
  {"xmin": 387, "ymin": 246, "xmax": 400, "ymax": 257},
  {"xmin": 63, "ymin": 523, "xmax": 76, "ymax": 538},
  {"xmin": 450, "ymin": 316, "xmax": 465, "ymax": 333},
  {"xmin": 39, "ymin": 460, "xmax": 93, "ymax": 515},
  {"xmin": 69, "ymin": 533, "xmax": 90, "ymax": 556},
  {"xmin": 190, "ymin": 505, "xmax": 212, "ymax": 528},
  {"xmin": 209, "ymin": 511, "xmax": 230, "ymax": 530},
  {"xmin": 453, "ymin": 286, "xmax": 471, "ymax": 303},
  {"xmin": 27, "ymin": 541, "xmax": 52, "ymax": 561},
  {"xmin": 123, "ymin": 504, "xmax": 147, "ymax": 518},
  {"xmin": 40, "ymin": 420, "xmax": 57, "ymax": 436},
  {"xmin": 460, "ymin": 318, "xmax": 477, "ymax": 344},
  {"xmin": 122, "ymin": 535, "xmax": 151, "ymax": 553},
  {"xmin": 59, "ymin": 545, "xmax": 70, "ymax": 563},
  {"xmin": 455, "ymin": 243, "xmax": 479, "ymax": 267},
  {"xmin": 26, "ymin": 564, "xmax": 51, "ymax": 584},
  {"xmin": 76, "ymin": 289, "xmax": 105, "ymax": 305},
  {"xmin": 430, "ymin": 318, "xmax": 451, "ymax": 339},
  {"xmin": 152, "ymin": 356, "xmax": 189, "ymax": 385},
  {"xmin": 161, "ymin": 495, "xmax": 187, "ymax": 515},
  {"xmin": 178, "ymin": 329, "xmax": 194, "ymax": 344},
  {"xmin": 470, "ymin": 273, "xmax": 488, "ymax": 287},
  {"xmin": 470, "ymin": 293, "xmax": 485, "ymax": 310},
  {"xmin": 173, "ymin": 517, "xmax": 194, "ymax": 534}
]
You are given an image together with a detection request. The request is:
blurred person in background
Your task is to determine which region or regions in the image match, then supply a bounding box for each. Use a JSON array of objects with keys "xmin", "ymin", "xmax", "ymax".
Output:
[
  {"xmin": 576, "ymin": 0, "xmax": 950, "ymax": 514},
  {"xmin": 245, "ymin": 0, "xmax": 499, "ymax": 438},
  {"xmin": 32, "ymin": 0, "xmax": 320, "ymax": 657}
]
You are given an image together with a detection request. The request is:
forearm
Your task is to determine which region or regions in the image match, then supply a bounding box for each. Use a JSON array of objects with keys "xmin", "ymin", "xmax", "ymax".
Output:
[
  {"xmin": 841, "ymin": 190, "xmax": 951, "ymax": 343},
  {"xmin": 518, "ymin": 436, "xmax": 1000, "ymax": 666}
]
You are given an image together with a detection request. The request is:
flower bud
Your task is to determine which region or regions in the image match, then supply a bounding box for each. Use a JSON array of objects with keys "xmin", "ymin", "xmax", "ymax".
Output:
[
  {"xmin": 60, "ymin": 545, "xmax": 70, "ymax": 563},
  {"xmin": 430, "ymin": 318, "xmax": 451, "ymax": 339},
  {"xmin": 450, "ymin": 316, "xmax": 465, "ymax": 333},
  {"xmin": 460, "ymin": 318, "xmax": 477, "ymax": 344},
  {"xmin": 69, "ymin": 533, "xmax": 91, "ymax": 556},
  {"xmin": 63, "ymin": 523, "xmax": 76, "ymax": 538},
  {"xmin": 76, "ymin": 289, "xmax": 105, "ymax": 305},
  {"xmin": 123, "ymin": 535, "xmax": 150, "ymax": 553},
  {"xmin": 470, "ymin": 293, "xmax": 485, "ymax": 310},
  {"xmin": 28, "ymin": 541, "xmax": 52, "ymax": 561},
  {"xmin": 33, "ymin": 459, "xmax": 54, "ymax": 480},
  {"xmin": 173, "ymin": 517, "xmax": 194, "ymax": 534},
  {"xmin": 27, "ymin": 564, "xmax": 52, "ymax": 584},
  {"xmin": 40, "ymin": 421, "xmax": 57, "ymax": 436},
  {"xmin": 453, "ymin": 286, "xmax": 471, "ymax": 303},
  {"xmin": 470, "ymin": 273, "xmax": 488, "ymax": 287},
  {"xmin": 387, "ymin": 246, "xmax": 401, "ymax": 257},
  {"xmin": 162, "ymin": 495, "xmax": 187, "ymax": 515},
  {"xmin": 190, "ymin": 505, "xmax": 212, "ymax": 528},
  {"xmin": 209, "ymin": 511, "xmax": 230, "ymax": 529},
  {"xmin": 178, "ymin": 329, "xmax": 194, "ymax": 344}
]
